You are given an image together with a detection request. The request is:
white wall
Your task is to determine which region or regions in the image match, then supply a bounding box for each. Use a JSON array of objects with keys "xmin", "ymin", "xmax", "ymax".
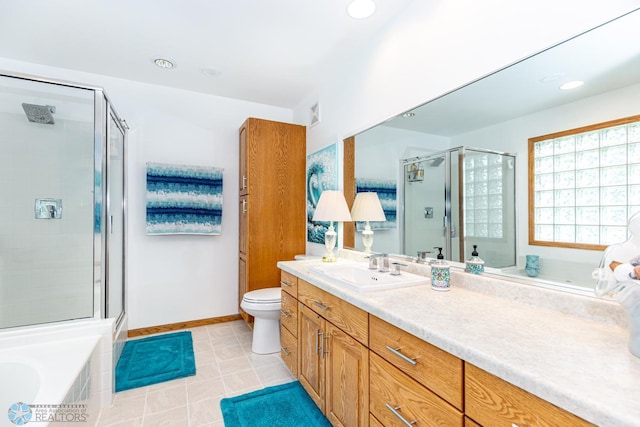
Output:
[
  {"xmin": 295, "ymin": 0, "xmax": 640, "ymax": 255},
  {"xmin": 0, "ymin": 58, "xmax": 293, "ymax": 329}
]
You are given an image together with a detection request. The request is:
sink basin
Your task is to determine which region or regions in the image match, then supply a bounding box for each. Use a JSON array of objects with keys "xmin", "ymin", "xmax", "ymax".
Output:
[{"xmin": 310, "ymin": 262, "xmax": 429, "ymax": 291}]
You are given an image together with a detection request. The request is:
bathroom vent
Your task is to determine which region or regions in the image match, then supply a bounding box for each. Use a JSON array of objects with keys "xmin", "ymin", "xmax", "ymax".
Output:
[{"xmin": 310, "ymin": 102, "xmax": 320, "ymax": 127}]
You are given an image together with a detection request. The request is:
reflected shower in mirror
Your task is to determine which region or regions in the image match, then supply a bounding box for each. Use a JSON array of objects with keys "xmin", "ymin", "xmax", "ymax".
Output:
[{"xmin": 344, "ymin": 9, "xmax": 640, "ymax": 292}]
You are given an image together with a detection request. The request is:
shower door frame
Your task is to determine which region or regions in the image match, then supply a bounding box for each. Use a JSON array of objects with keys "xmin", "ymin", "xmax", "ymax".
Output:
[{"xmin": 0, "ymin": 70, "xmax": 127, "ymax": 329}]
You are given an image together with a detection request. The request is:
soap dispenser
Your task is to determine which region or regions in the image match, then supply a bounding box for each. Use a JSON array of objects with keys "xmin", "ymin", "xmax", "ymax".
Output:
[
  {"xmin": 431, "ymin": 247, "xmax": 450, "ymax": 291},
  {"xmin": 465, "ymin": 245, "xmax": 485, "ymax": 275}
]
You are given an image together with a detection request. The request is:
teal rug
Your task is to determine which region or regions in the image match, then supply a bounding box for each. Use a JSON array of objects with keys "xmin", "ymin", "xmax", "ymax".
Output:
[
  {"xmin": 115, "ymin": 331, "xmax": 196, "ymax": 392},
  {"xmin": 220, "ymin": 381, "xmax": 331, "ymax": 427}
]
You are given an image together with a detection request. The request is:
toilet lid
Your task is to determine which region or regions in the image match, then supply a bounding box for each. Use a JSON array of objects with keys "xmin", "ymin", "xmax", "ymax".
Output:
[{"xmin": 243, "ymin": 287, "xmax": 281, "ymax": 303}]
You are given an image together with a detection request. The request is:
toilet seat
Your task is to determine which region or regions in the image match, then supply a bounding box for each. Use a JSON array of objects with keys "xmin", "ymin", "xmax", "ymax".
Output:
[{"xmin": 242, "ymin": 288, "xmax": 281, "ymax": 304}]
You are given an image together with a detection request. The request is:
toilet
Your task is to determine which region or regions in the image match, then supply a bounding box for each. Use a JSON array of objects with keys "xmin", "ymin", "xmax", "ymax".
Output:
[{"xmin": 240, "ymin": 287, "xmax": 282, "ymax": 354}]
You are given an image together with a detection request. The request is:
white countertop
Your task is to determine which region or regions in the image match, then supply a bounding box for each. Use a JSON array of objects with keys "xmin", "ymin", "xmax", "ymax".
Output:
[{"xmin": 277, "ymin": 256, "xmax": 640, "ymax": 427}]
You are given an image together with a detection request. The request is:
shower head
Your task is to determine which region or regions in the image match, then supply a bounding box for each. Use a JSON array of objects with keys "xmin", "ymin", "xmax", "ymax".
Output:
[
  {"xmin": 22, "ymin": 103, "xmax": 55, "ymax": 125},
  {"xmin": 430, "ymin": 157, "xmax": 444, "ymax": 167}
]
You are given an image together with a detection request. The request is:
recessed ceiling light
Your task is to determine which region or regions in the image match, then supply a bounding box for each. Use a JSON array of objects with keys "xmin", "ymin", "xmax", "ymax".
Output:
[
  {"xmin": 153, "ymin": 58, "xmax": 175, "ymax": 69},
  {"xmin": 560, "ymin": 80, "xmax": 584, "ymax": 90},
  {"xmin": 402, "ymin": 112, "xmax": 415, "ymax": 118},
  {"xmin": 347, "ymin": 0, "xmax": 376, "ymax": 19}
]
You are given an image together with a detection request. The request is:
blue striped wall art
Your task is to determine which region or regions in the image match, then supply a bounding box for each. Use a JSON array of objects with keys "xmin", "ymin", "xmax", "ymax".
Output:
[
  {"xmin": 146, "ymin": 162, "xmax": 223, "ymax": 235},
  {"xmin": 355, "ymin": 178, "xmax": 397, "ymax": 230}
]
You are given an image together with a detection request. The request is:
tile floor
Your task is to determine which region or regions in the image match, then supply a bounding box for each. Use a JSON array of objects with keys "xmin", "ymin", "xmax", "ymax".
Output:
[{"xmin": 96, "ymin": 320, "xmax": 296, "ymax": 427}]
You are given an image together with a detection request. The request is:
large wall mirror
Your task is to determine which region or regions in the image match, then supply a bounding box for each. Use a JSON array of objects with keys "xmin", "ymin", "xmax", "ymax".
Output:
[{"xmin": 344, "ymin": 9, "xmax": 640, "ymax": 294}]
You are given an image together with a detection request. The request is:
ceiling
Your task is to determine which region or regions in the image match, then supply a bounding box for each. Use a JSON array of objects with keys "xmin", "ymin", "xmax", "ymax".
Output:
[
  {"xmin": 383, "ymin": 9, "xmax": 640, "ymax": 136},
  {"xmin": 0, "ymin": 0, "xmax": 414, "ymax": 108}
]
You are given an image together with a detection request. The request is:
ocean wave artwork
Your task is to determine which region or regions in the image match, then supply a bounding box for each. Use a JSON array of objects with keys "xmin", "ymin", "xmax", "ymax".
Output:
[
  {"xmin": 146, "ymin": 162, "xmax": 223, "ymax": 235},
  {"xmin": 355, "ymin": 178, "xmax": 397, "ymax": 230},
  {"xmin": 307, "ymin": 144, "xmax": 338, "ymax": 244}
]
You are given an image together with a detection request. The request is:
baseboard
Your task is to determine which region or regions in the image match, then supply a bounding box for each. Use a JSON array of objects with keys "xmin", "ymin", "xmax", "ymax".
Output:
[{"xmin": 127, "ymin": 314, "xmax": 243, "ymax": 338}]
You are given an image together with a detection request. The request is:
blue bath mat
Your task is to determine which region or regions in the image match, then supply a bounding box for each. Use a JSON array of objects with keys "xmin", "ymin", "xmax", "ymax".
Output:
[
  {"xmin": 116, "ymin": 331, "xmax": 196, "ymax": 392},
  {"xmin": 220, "ymin": 381, "xmax": 330, "ymax": 427}
]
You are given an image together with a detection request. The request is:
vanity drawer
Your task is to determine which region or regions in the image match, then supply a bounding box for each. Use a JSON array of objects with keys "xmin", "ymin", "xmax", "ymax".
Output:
[
  {"xmin": 465, "ymin": 363, "xmax": 594, "ymax": 427},
  {"xmin": 370, "ymin": 352, "xmax": 463, "ymax": 427},
  {"xmin": 280, "ymin": 290, "xmax": 298, "ymax": 336},
  {"xmin": 280, "ymin": 270, "xmax": 298, "ymax": 297},
  {"xmin": 298, "ymin": 279, "xmax": 368, "ymax": 345},
  {"xmin": 280, "ymin": 326, "xmax": 297, "ymax": 377},
  {"xmin": 369, "ymin": 315, "xmax": 463, "ymax": 411}
]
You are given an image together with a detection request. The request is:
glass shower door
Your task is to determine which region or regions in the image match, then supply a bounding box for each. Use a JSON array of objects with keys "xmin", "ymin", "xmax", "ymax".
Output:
[{"xmin": 0, "ymin": 74, "xmax": 95, "ymax": 328}]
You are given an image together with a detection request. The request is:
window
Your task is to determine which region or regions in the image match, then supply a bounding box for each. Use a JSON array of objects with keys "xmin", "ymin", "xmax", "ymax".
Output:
[{"xmin": 529, "ymin": 115, "xmax": 640, "ymax": 250}]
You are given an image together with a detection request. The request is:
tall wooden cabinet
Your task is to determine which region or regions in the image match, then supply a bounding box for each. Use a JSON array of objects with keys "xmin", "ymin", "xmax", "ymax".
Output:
[{"xmin": 238, "ymin": 118, "xmax": 306, "ymax": 323}]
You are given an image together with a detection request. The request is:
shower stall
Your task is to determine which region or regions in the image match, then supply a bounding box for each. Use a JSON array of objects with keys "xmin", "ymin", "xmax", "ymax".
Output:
[
  {"xmin": 0, "ymin": 71, "xmax": 127, "ymax": 331},
  {"xmin": 403, "ymin": 146, "xmax": 516, "ymax": 268}
]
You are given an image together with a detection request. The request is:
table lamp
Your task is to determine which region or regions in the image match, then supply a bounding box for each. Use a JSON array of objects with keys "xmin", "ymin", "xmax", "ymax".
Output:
[
  {"xmin": 312, "ymin": 190, "xmax": 353, "ymax": 262},
  {"xmin": 350, "ymin": 192, "xmax": 386, "ymax": 253}
]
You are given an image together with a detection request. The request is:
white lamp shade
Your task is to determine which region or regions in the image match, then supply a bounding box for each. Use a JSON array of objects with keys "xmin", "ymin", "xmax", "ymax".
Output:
[
  {"xmin": 312, "ymin": 190, "xmax": 353, "ymax": 222},
  {"xmin": 350, "ymin": 192, "xmax": 386, "ymax": 222}
]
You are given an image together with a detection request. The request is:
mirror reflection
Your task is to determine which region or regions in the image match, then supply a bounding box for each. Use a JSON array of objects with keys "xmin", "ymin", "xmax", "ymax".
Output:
[{"xmin": 346, "ymin": 10, "xmax": 640, "ymax": 292}]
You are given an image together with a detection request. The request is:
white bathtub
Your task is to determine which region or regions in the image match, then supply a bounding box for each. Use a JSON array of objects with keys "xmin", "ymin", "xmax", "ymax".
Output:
[{"xmin": 0, "ymin": 319, "xmax": 113, "ymax": 427}]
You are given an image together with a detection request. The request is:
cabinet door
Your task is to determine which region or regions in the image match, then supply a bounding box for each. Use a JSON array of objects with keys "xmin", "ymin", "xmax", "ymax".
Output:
[
  {"xmin": 298, "ymin": 303, "xmax": 326, "ymax": 412},
  {"xmin": 239, "ymin": 195, "xmax": 248, "ymax": 256},
  {"xmin": 325, "ymin": 323, "xmax": 369, "ymax": 427},
  {"xmin": 239, "ymin": 123, "xmax": 248, "ymax": 195}
]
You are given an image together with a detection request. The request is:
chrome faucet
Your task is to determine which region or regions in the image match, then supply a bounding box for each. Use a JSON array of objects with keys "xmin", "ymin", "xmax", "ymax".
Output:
[
  {"xmin": 416, "ymin": 250, "xmax": 431, "ymax": 263},
  {"xmin": 378, "ymin": 254, "xmax": 390, "ymax": 273},
  {"xmin": 368, "ymin": 254, "xmax": 390, "ymax": 272},
  {"xmin": 390, "ymin": 262, "xmax": 407, "ymax": 276},
  {"xmin": 367, "ymin": 254, "xmax": 379, "ymax": 270}
]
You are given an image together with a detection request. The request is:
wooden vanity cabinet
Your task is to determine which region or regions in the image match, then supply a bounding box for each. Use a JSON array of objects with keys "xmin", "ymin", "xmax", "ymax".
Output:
[
  {"xmin": 238, "ymin": 118, "xmax": 305, "ymax": 324},
  {"xmin": 280, "ymin": 271, "xmax": 299, "ymax": 377},
  {"xmin": 465, "ymin": 363, "xmax": 594, "ymax": 427},
  {"xmin": 297, "ymin": 279, "xmax": 369, "ymax": 427},
  {"xmin": 279, "ymin": 268, "xmax": 592, "ymax": 427}
]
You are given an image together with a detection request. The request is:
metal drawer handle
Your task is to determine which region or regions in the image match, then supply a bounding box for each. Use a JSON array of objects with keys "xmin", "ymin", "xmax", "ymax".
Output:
[
  {"xmin": 315, "ymin": 329, "xmax": 321, "ymax": 354},
  {"xmin": 313, "ymin": 301, "xmax": 330, "ymax": 311},
  {"xmin": 386, "ymin": 345, "xmax": 417, "ymax": 366},
  {"xmin": 241, "ymin": 199, "xmax": 247, "ymax": 213},
  {"xmin": 281, "ymin": 346, "xmax": 290, "ymax": 356},
  {"xmin": 385, "ymin": 404, "xmax": 416, "ymax": 426},
  {"xmin": 241, "ymin": 175, "xmax": 247, "ymax": 190},
  {"xmin": 280, "ymin": 280, "xmax": 292, "ymax": 287},
  {"xmin": 280, "ymin": 309, "xmax": 291, "ymax": 318}
]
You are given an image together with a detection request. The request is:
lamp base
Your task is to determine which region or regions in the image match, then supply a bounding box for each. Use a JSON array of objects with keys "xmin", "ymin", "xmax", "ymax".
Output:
[{"xmin": 322, "ymin": 223, "xmax": 337, "ymax": 263}]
